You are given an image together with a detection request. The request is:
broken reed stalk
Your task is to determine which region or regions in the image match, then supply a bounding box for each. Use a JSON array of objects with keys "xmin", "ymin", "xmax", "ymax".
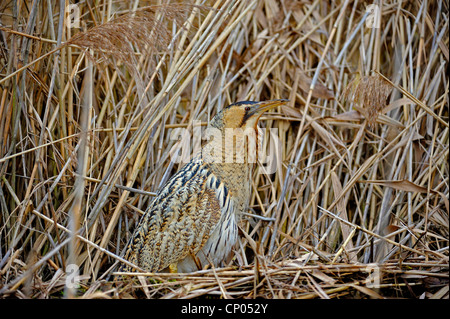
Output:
[{"xmin": 0, "ymin": 0, "xmax": 447, "ymax": 299}]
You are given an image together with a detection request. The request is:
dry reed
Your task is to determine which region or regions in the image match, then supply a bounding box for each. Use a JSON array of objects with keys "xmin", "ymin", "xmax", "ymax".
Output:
[{"xmin": 0, "ymin": 0, "xmax": 448, "ymax": 299}]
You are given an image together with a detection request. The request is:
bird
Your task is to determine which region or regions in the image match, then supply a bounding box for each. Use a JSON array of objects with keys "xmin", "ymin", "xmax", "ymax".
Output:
[{"xmin": 119, "ymin": 99, "xmax": 288, "ymax": 273}]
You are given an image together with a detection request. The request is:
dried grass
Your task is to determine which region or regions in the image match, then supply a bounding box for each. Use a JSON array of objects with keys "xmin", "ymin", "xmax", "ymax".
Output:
[
  {"xmin": 0, "ymin": 0, "xmax": 448, "ymax": 299},
  {"xmin": 66, "ymin": 5, "xmax": 195, "ymax": 73},
  {"xmin": 343, "ymin": 73, "xmax": 393, "ymax": 128}
]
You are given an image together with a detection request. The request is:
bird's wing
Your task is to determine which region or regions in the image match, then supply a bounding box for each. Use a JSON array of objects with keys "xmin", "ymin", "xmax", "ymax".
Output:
[{"xmin": 122, "ymin": 160, "xmax": 227, "ymax": 272}]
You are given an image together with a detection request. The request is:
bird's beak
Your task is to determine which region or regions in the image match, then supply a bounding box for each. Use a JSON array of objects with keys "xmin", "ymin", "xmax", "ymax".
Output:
[{"xmin": 249, "ymin": 99, "xmax": 289, "ymax": 117}]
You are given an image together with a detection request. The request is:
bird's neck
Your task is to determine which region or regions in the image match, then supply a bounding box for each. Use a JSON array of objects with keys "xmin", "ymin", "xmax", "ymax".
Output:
[{"xmin": 200, "ymin": 125, "xmax": 264, "ymax": 207}]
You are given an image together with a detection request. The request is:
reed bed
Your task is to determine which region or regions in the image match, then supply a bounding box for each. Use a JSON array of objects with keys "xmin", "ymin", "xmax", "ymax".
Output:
[{"xmin": 0, "ymin": 0, "xmax": 448, "ymax": 299}]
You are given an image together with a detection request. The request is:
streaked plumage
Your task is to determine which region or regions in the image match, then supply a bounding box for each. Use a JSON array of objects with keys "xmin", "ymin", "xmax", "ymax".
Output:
[{"xmin": 120, "ymin": 99, "xmax": 288, "ymax": 273}]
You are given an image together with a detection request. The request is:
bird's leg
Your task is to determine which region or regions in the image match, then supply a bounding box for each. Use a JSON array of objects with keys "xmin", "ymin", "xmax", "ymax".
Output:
[{"xmin": 169, "ymin": 263, "xmax": 178, "ymax": 273}]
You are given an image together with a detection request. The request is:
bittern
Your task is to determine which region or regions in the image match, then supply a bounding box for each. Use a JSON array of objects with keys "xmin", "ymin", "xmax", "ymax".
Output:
[{"xmin": 120, "ymin": 99, "xmax": 288, "ymax": 273}]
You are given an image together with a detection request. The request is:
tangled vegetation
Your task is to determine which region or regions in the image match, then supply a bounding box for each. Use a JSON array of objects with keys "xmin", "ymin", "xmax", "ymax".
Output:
[{"xmin": 0, "ymin": 0, "xmax": 448, "ymax": 299}]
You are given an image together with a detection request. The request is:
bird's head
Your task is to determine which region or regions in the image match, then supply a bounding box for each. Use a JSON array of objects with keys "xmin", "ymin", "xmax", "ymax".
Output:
[{"xmin": 211, "ymin": 99, "xmax": 289, "ymax": 130}]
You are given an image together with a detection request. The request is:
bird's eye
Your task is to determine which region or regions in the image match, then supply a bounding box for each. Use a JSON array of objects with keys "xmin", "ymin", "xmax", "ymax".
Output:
[{"xmin": 245, "ymin": 106, "xmax": 251, "ymax": 112}]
